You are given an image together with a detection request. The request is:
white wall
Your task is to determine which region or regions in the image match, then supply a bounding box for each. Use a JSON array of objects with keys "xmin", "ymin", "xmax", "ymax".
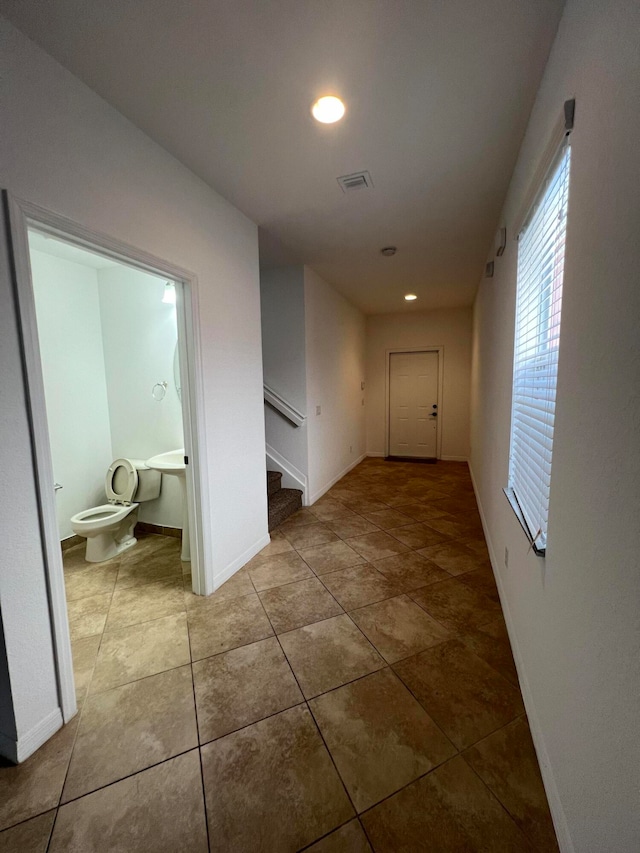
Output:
[
  {"xmin": 366, "ymin": 308, "xmax": 472, "ymax": 460},
  {"xmin": 470, "ymin": 1, "xmax": 640, "ymax": 850},
  {"xmin": 260, "ymin": 267, "xmax": 307, "ymax": 411},
  {"xmin": 304, "ymin": 267, "xmax": 366, "ymax": 502},
  {"xmin": 98, "ymin": 266, "xmax": 183, "ymax": 527},
  {"xmin": 30, "ymin": 249, "xmax": 113, "ymax": 540},
  {"xmin": 0, "ymin": 16, "xmax": 267, "ymax": 756},
  {"xmin": 260, "ymin": 267, "xmax": 309, "ymax": 476}
]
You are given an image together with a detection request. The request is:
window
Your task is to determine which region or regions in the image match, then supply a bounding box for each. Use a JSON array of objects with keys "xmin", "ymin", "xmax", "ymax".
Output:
[{"xmin": 507, "ymin": 138, "xmax": 571, "ymax": 554}]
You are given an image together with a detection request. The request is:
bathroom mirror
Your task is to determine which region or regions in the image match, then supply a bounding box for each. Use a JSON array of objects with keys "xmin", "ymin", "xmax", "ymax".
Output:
[{"xmin": 173, "ymin": 343, "xmax": 182, "ymax": 401}]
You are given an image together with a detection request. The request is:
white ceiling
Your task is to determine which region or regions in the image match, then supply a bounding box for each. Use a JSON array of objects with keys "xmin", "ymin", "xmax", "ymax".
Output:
[{"xmin": 1, "ymin": 0, "xmax": 564, "ymax": 313}]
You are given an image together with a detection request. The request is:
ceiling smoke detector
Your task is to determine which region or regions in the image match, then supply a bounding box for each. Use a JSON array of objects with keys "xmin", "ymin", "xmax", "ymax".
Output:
[
  {"xmin": 337, "ymin": 171, "xmax": 373, "ymax": 193},
  {"xmin": 380, "ymin": 246, "xmax": 397, "ymax": 257}
]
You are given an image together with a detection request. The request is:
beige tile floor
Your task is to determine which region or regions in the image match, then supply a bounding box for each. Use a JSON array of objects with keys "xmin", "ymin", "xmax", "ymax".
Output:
[{"xmin": 0, "ymin": 460, "xmax": 560, "ymax": 852}]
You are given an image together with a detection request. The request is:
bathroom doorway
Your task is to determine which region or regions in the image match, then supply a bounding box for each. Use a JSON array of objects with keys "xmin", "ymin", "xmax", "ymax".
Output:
[{"xmin": 5, "ymin": 194, "xmax": 210, "ymax": 723}]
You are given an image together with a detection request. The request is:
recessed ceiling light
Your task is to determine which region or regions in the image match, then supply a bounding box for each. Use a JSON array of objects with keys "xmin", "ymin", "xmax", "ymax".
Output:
[
  {"xmin": 312, "ymin": 96, "xmax": 345, "ymax": 124},
  {"xmin": 404, "ymin": 294, "xmax": 418, "ymax": 301}
]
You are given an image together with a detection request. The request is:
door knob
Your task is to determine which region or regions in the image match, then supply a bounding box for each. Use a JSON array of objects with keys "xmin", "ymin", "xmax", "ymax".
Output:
[{"xmin": 431, "ymin": 412, "xmax": 438, "ymax": 417}]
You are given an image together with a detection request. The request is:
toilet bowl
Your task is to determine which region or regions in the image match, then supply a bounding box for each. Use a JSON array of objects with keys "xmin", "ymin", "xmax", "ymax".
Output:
[
  {"xmin": 71, "ymin": 502, "xmax": 139, "ymax": 563},
  {"xmin": 70, "ymin": 458, "xmax": 162, "ymax": 563}
]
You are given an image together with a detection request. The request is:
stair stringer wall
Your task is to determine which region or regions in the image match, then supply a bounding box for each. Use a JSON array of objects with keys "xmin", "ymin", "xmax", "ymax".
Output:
[
  {"xmin": 266, "ymin": 444, "xmax": 308, "ymax": 505},
  {"xmin": 260, "ymin": 267, "xmax": 310, "ymax": 499}
]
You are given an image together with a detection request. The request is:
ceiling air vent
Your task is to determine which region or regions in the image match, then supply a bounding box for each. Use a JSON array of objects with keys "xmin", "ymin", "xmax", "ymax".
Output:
[{"xmin": 337, "ymin": 171, "xmax": 373, "ymax": 193}]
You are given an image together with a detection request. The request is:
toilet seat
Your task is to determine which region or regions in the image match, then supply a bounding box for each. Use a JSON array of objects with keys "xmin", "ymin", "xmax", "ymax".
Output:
[
  {"xmin": 71, "ymin": 503, "xmax": 137, "ymax": 529},
  {"xmin": 106, "ymin": 458, "xmax": 139, "ymax": 505}
]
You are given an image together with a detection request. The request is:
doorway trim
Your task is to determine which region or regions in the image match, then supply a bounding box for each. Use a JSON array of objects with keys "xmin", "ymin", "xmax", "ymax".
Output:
[
  {"xmin": 384, "ymin": 346, "xmax": 445, "ymax": 461},
  {"xmin": 4, "ymin": 191, "xmax": 213, "ymax": 724}
]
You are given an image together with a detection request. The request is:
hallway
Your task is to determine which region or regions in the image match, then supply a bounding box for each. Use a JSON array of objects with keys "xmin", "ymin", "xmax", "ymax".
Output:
[{"xmin": 0, "ymin": 460, "xmax": 557, "ymax": 851}]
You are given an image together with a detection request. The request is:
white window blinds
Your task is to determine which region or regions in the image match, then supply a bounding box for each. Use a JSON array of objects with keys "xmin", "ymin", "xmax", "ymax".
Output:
[{"xmin": 508, "ymin": 139, "xmax": 571, "ymax": 552}]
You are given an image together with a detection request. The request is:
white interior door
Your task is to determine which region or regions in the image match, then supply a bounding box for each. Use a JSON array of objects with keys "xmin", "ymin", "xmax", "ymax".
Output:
[{"xmin": 389, "ymin": 351, "xmax": 438, "ymax": 458}]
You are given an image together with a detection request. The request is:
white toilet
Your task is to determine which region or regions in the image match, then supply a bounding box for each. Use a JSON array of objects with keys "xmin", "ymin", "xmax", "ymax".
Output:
[{"xmin": 70, "ymin": 458, "xmax": 162, "ymax": 563}]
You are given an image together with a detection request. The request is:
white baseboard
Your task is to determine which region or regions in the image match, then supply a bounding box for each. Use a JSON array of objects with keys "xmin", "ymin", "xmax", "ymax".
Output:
[
  {"xmin": 309, "ymin": 453, "xmax": 367, "ymax": 505},
  {"xmin": 266, "ymin": 444, "xmax": 308, "ymax": 504},
  {"xmin": 468, "ymin": 463, "xmax": 573, "ymax": 853},
  {"xmin": 213, "ymin": 532, "xmax": 271, "ymax": 591},
  {"xmin": 365, "ymin": 451, "xmax": 385, "ymax": 458},
  {"xmin": 0, "ymin": 707, "xmax": 63, "ymax": 764}
]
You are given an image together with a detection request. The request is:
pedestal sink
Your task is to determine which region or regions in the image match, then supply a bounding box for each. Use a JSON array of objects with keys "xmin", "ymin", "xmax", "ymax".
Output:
[{"xmin": 145, "ymin": 449, "xmax": 190, "ymax": 562}]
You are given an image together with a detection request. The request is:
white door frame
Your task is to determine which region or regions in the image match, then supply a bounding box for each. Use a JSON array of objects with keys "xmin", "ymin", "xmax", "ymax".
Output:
[
  {"xmin": 385, "ymin": 346, "xmax": 444, "ymax": 460},
  {"xmin": 4, "ymin": 191, "xmax": 213, "ymax": 723}
]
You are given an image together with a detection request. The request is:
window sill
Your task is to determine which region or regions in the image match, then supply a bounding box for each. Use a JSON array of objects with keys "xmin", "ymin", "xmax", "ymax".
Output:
[{"xmin": 503, "ymin": 488, "xmax": 546, "ymax": 557}]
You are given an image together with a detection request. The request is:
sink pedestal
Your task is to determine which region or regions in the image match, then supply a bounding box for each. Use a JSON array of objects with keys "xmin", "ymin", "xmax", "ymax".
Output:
[
  {"xmin": 178, "ymin": 475, "xmax": 190, "ymax": 562},
  {"xmin": 144, "ymin": 449, "xmax": 190, "ymax": 563}
]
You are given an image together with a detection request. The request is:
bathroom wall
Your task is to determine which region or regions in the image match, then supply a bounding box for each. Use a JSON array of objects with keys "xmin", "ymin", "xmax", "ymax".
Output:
[
  {"xmin": 0, "ymin": 16, "xmax": 266, "ymax": 758},
  {"xmin": 30, "ymin": 248, "xmax": 114, "ymax": 540},
  {"xmin": 30, "ymin": 248, "xmax": 184, "ymax": 537},
  {"xmin": 98, "ymin": 266, "xmax": 184, "ymax": 527}
]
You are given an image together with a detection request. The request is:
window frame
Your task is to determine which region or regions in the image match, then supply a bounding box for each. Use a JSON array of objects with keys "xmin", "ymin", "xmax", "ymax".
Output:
[{"xmin": 504, "ymin": 132, "xmax": 572, "ymax": 557}]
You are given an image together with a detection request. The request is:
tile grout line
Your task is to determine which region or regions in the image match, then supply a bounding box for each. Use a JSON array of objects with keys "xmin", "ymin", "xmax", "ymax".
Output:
[
  {"xmin": 459, "ymin": 751, "xmax": 535, "ymax": 845},
  {"xmin": 97, "ymin": 600, "xmax": 189, "ymax": 639},
  {"xmin": 294, "ymin": 816, "xmax": 362, "ymax": 852},
  {"xmin": 44, "ymin": 469, "xmax": 532, "ymax": 847},
  {"xmin": 357, "ymin": 815, "xmax": 376, "ymax": 852},
  {"xmin": 265, "ymin": 508, "xmax": 502, "ymax": 691},
  {"xmin": 274, "ymin": 530, "xmax": 473, "ymax": 832},
  {"xmin": 45, "ymin": 540, "xmax": 130, "ymax": 848},
  {"xmin": 196, "ymin": 562, "xmax": 315, "ymax": 750},
  {"xmin": 282, "ymin": 491, "xmax": 506, "ymax": 822},
  {"xmin": 252, "ymin": 586, "xmax": 363, "ymax": 841},
  {"xmin": 389, "ymin": 646, "xmax": 524, "ymax": 755},
  {"xmin": 457, "ymin": 718, "xmax": 547, "ymax": 849},
  {"xmin": 55, "ymin": 538, "xmax": 192, "ymax": 802},
  {"xmin": 286, "ymin": 495, "xmax": 521, "ymax": 778},
  {"xmin": 197, "ymin": 700, "xmax": 308, "ymax": 750},
  {"xmin": 41, "ymin": 747, "xmax": 203, "ymax": 812},
  {"xmin": 308, "ymin": 567, "xmax": 464, "ymax": 762},
  {"xmin": 185, "ymin": 616, "xmax": 213, "ymax": 853},
  {"xmin": 31, "ymin": 542, "xmax": 154, "ymax": 849}
]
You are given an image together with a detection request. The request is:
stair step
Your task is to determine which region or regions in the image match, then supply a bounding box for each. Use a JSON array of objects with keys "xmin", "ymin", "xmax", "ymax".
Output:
[
  {"xmin": 267, "ymin": 470, "xmax": 282, "ymax": 498},
  {"xmin": 268, "ymin": 487, "xmax": 302, "ymax": 531}
]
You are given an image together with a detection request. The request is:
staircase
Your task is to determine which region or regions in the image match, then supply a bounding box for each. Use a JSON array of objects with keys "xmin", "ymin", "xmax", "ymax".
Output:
[{"xmin": 267, "ymin": 470, "xmax": 302, "ymax": 531}]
